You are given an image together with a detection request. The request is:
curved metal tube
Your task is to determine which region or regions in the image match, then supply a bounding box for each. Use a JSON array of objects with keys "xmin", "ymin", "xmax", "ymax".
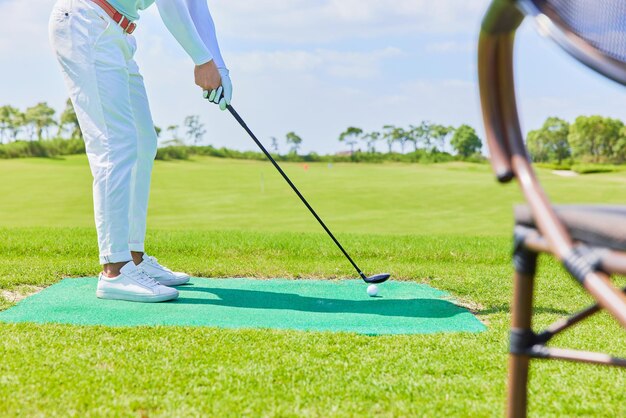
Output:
[{"xmin": 479, "ymin": 2, "xmax": 626, "ymax": 326}]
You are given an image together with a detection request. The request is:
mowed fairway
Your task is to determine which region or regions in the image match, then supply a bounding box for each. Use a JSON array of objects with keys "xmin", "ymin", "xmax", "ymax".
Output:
[{"xmin": 1, "ymin": 155, "xmax": 626, "ymax": 416}]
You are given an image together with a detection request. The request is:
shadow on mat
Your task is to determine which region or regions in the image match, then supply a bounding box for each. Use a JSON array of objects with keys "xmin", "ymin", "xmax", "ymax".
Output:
[{"xmin": 174, "ymin": 287, "xmax": 467, "ymax": 319}]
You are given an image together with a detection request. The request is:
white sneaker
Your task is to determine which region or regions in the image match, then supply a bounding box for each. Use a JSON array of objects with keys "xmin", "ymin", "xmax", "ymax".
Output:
[
  {"xmin": 96, "ymin": 261, "xmax": 179, "ymax": 303},
  {"xmin": 138, "ymin": 254, "xmax": 190, "ymax": 286}
]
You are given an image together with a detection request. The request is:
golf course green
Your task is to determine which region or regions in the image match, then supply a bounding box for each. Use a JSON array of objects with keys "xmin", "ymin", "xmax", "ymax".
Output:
[{"xmin": 1, "ymin": 155, "xmax": 625, "ymax": 416}]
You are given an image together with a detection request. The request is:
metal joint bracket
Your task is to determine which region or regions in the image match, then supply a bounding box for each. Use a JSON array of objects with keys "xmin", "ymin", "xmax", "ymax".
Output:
[
  {"xmin": 563, "ymin": 246, "xmax": 602, "ymax": 284},
  {"xmin": 509, "ymin": 328, "xmax": 538, "ymax": 355},
  {"xmin": 513, "ymin": 226, "xmax": 538, "ymax": 275}
]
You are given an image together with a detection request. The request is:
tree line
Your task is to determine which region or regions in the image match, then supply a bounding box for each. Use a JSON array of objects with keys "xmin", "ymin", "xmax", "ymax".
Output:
[
  {"xmin": 527, "ymin": 115, "xmax": 626, "ymax": 165},
  {"xmin": 5, "ymin": 100, "xmax": 626, "ymax": 167},
  {"xmin": 336, "ymin": 123, "xmax": 482, "ymax": 158},
  {"xmin": 160, "ymin": 116, "xmax": 484, "ymax": 158},
  {"xmin": 0, "ymin": 101, "xmax": 80, "ymax": 143},
  {"xmin": 0, "ymin": 100, "xmax": 484, "ymax": 161}
]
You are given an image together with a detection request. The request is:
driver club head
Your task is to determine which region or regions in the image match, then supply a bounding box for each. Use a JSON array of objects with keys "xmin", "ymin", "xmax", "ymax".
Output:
[{"xmin": 363, "ymin": 273, "xmax": 391, "ymax": 284}]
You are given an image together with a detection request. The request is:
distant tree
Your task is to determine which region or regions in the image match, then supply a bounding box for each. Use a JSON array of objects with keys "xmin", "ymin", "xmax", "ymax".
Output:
[
  {"xmin": 285, "ymin": 131, "xmax": 303, "ymax": 154},
  {"xmin": 382, "ymin": 125, "xmax": 394, "ymax": 153},
  {"xmin": 408, "ymin": 122, "xmax": 442, "ymax": 151},
  {"xmin": 25, "ymin": 102, "xmax": 56, "ymax": 140},
  {"xmin": 184, "ymin": 115, "xmax": 206, "ymax": 145},
  {"xmin": 154, "ymin": 126, "xmax": 162, "ymax": 138},
  {"xmin": 615, "ymin": 126, "xmax": 626, "ymax": 163},
  {"xmin": 526, "ymin": 130, "xmax": 548, "ymax": 163},
  {"xmin": 568, "ymin": 115, "xmax": 623, "ymax": 162},
  {"xmin": 0, "ymin": 105, "xmax": 19, "ymax": 143},
  {"xmin": 397, "ymin": 127, "xmax": 411, "ymax": 153},
  {"xmin": 161, "ymin": 138, "xmax": 185, "ymax": 146},
  {"xmin": 407, "ymin": 124, "xmax": 423, "ymax": 151},
  {"xmin": 10, "ymin": 110, "xmax": 25, "ymax": 141},
  {"xmin": 166, "ymin": 125, "xmax": 180, "ymax": 141},
  {"xmin": 418, "ymin": 121, "xmax": 434, "ymax": 149},
  {"xmin": 450, "ymin": 124, "xmax": 482, "ymax": 158},
  {"xmin": 58, "ymin": 99, "xmax": 82, "ymax": 140},
  {"xmin": 430, "ymin": 124, "xmax": 454, "ymax": 152},
  {"xmin": 382, "ymin": 125, "xmax": 400, "ymax": 153},
  {"xmin": 382, "ymin": 126, "xmax": 411, "ymax": 153},
  {"xmin": 338, "ymin": 126, "xmax": 363, "ymax": 154},
  {"xmin": 362, "ymin": 131, "xmax": 380, "ymax": 153},
  {"xmin": 526, "ymin": 117, "xmax": 570, "ymax": 164},
  {"xmin": 270, "ymin": 136, "xmax": 280, "ymax": 153}
]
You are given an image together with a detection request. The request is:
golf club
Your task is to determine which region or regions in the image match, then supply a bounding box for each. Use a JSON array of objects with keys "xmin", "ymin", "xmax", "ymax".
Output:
[{"xmin": 225, "ymin": 104, "xmax": 390, "ymax": 285}]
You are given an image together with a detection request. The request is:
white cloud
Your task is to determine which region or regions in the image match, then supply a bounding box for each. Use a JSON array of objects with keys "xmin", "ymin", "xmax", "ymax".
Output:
[
  {"xmin": 210, "ymin": 0, "xmax": 490, "ymax": 42},
  {"xmin": 426, "ymin": 41, "xmax": 475, "ymax": 53},
  {"xmin": 0, "ymin": 0, "xmax": 66, "ymax": 110},
  {"xmin": 0, "ymin": 0, "xmax": 54, "ymax": 53},
  {"xmin": 228, "ymin": 47, "xmax": 403, "ymax": 79},
  {"xmin": 132, "ymin": 31, "xmax": 482, "ymax": 154}
]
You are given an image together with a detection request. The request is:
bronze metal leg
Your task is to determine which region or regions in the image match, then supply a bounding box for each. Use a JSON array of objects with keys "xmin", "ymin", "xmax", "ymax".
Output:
[
  {"xmin": 507, "ymin": 239, "xmax": 537, "ymax": 418},
  {"xmin": 507, "ymin": 271, "xmax": 535, "ymax": 417}
]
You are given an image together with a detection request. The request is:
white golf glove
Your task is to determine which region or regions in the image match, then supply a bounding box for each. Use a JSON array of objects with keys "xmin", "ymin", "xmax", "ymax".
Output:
[{"xmin": 204, "ymin": 68, "xmax": 232, "ymax": 111}]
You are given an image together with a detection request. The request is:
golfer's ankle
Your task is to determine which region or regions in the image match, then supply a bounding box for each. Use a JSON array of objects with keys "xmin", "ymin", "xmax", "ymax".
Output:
[
  {"xmin": 103, "ymin": 261, "xmax": 129, "ymax": 278},
  {"xmin": 131, "ymin": 251, "xmax": 144, "ymax": 265}
]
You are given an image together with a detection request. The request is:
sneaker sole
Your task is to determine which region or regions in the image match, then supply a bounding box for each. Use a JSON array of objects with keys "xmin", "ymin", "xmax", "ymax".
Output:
[
  {"xmin": 96, "ymin": 290, "xmax": 179, "ymax": 303},
  {"xmin": 156, "ymin": 276, "xmax": 191, "ymax": 287}
]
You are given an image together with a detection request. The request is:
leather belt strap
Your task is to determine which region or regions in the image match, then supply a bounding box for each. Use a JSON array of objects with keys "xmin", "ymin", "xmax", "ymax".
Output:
[{"xmin": 90, "ymin": 0, "xmax": 137, "ymax": 34}]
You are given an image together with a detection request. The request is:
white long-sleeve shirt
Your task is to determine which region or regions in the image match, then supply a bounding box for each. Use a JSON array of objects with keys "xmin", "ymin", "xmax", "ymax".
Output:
[{"xmin": 106, "ymin": 0, "xmax": 224, "ymax": 66}]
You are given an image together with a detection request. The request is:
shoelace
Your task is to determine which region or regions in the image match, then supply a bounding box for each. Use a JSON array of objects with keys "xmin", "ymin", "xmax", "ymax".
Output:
[
  {"xmin": 145, "ymin": 256, "xmax": 174, "ymax": 273},
  {"xmin": 129, "ymin": 268, "xmax": 160, "ymax": 288}
]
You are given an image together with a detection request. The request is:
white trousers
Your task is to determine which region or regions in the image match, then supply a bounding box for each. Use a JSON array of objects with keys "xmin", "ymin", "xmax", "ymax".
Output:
[{"xmin": 49, "ymin": 0, "xmax": 157, "ymax": 264}]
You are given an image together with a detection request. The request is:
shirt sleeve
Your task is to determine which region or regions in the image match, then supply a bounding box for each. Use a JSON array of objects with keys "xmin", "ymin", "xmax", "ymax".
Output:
[
  {"xmin": 185, "ymin": 0, "xmax": 226, "ymax": 69},
  {"xmin": 155, "ymin": 0, "xmax": 213, "ymax": 65}
]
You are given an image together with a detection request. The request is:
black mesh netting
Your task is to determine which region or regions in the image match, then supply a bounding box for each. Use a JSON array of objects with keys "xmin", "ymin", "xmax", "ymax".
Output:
[{"xmin": 534, "ymin": 0, "xmax": 626, "ymax": 63}]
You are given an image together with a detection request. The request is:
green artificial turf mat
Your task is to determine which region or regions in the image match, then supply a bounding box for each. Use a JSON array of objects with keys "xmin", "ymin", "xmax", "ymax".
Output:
[{"xmin": 0, "ymin": 278, "xmax": 485, "ymax": 334}]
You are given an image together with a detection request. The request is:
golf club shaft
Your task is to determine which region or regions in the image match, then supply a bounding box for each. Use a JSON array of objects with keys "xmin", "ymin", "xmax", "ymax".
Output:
[{"xmin": 227, "ymin": 105, "xmax": 367, "ymax": 280}]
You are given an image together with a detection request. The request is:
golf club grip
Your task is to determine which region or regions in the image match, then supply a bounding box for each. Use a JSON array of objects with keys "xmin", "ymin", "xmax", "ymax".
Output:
[{"xmin": 226, "ymin": 105, "xmax": 366, "ymax": 279}]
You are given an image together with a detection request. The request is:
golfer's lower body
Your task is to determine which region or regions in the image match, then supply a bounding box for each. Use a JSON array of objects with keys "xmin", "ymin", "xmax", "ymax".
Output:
[{"xmin": 49, "ymin": 0, "xmax": 188, "ymax": 302}]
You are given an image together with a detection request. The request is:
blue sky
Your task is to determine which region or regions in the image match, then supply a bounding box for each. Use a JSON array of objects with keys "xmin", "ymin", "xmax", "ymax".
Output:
[{"xmin": 0, "ymin": 0, "xmax": 624, "ymax": 154}]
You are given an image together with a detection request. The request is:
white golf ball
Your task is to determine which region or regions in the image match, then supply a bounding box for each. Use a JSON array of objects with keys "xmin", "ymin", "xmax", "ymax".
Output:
[{"xmin": 367, "ymin": 284, "xmax": 379, "ymax": 297}]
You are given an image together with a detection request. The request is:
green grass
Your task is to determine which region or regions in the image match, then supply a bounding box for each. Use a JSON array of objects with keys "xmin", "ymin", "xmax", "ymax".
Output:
[
  {"xmin": 571, "ymin": 163, "xmax": 626, "ymax": 174},
  {"xmin": 1, "ymin": 155, "xmax": 626, "ymax": 416}
]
